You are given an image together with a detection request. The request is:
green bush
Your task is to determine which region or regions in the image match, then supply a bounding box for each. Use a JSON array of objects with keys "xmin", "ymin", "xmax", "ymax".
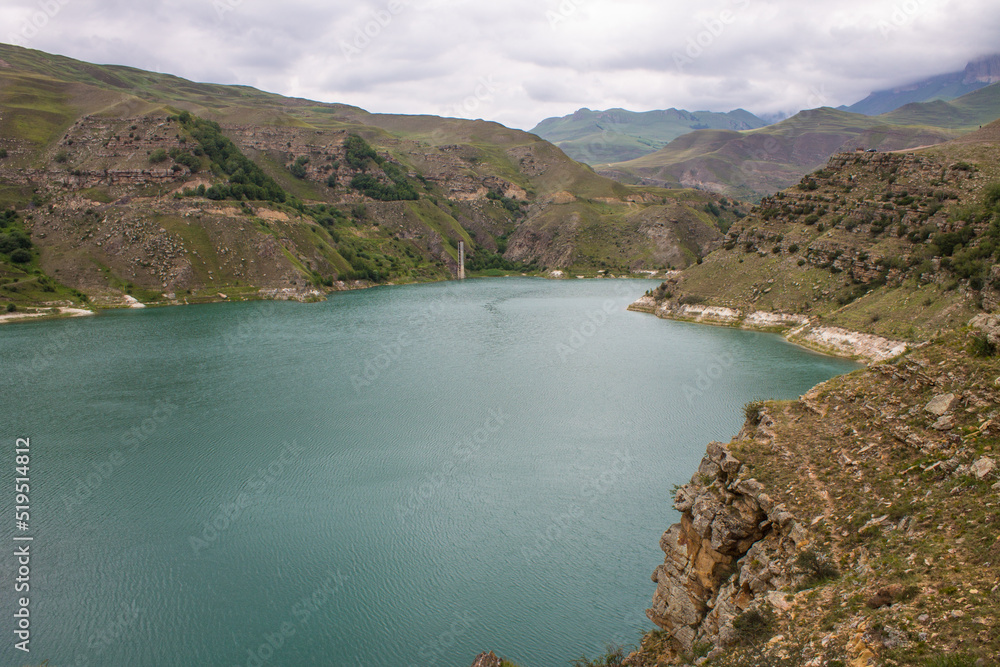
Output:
[
  {"xmin": 0, "ymin": 231, "xmax": 32, "ymax": 254},
  {"xmin": 289, "ymin": 156, "xmax": 309, "ymax": 179},
  {"xmin": 0, "ymin": 148, "xmax": 8, "ymax": 159},
  {"xmin": 149, "ymin": 148, "xmax": 168, "ymax": 164},
  {"xmin": 6, "ymin": 303, "xmax": 15, "ymax": 312},
  {"xmin": 344, "ymin": 134, "xmax": 381, "ymax": 170},
  {"xmin": 349, "ymin": 174, "xmax": 418, "ymax": 201},
  {"xmin": 177, "ymin": 113, "xmax": 286, "ymax": 204},
  {"xmin": 9, "ymin": 248, "xmax": 31, "ymax": 263}
]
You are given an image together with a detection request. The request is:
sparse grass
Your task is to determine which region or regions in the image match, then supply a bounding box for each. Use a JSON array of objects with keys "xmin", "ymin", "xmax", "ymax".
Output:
[
  {"xmin": 744, "ymin": 400, "xmax": 764, "ymax": 427},
  {"xmin": 570, "ymin": 643, "xmax": 629, "ymax": 667},
  {"xmin": 968, "ymin": 332, "xmax": 996, "ymax": 357},
  {"xmin": 731, "ymin": 608, "xmax": 775, "ymax": 646}
]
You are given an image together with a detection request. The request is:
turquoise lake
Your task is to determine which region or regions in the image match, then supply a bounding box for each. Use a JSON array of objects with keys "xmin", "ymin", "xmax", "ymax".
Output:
[{"xmin": 0, "ymin": 279, "xmax": 859, "ymax": 666}]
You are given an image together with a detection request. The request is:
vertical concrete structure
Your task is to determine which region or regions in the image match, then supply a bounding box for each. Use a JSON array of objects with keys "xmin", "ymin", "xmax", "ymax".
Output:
[{"xmin": 458, "ymin": 241, "xmax": 466, "ymax": 280}]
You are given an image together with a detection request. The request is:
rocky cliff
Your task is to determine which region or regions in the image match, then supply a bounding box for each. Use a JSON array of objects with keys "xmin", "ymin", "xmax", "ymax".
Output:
[
  {"xmin": 630, "ymin": 331, "xmax": 1000, "ymax": 666},
  {"xmin": 623, "ymin": 125, "xmax": 1000, "ymax": 667}
]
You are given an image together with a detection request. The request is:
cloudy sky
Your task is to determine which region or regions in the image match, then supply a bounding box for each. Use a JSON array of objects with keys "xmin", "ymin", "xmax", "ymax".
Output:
[{"xmin": 3, "ymin": 0, "xmax": 1000, "ymax": 130}]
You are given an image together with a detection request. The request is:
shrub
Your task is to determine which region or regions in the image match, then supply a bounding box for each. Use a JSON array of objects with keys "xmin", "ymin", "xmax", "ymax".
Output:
[
  {"xmin": 0, "ymin": 148, "xmax": 8, "ymax": 159},
  {"xmin": 969, "ymin": 333, "xmax": 996, "ymax": 358},
  {"xmin": 732, "ymin": 608, "xmax": 774, "ymax": 646},
  {"xmin": 344, "ymin": 134, "xmax": 381, "ymax": 170},
  {"xmin": 9, "ymin": 248, "xmax": 31, "ymax": 263},
  {"xmin": 149, "ymin": 148, "xmax": 168, "ymax": 164},
  {"xmin": 6, "ymin": 303, "xmax": 15, "ymax": 312},
  {"xmin": 54, "ymin": 150, "xmax": 69, "ymax": 164},
  {"xmin": 744, "ymin": 400, "xmax": 764, "ymax": 427},
  {"xmin": 794, "ymin": 549, "xmax": 839, "ymax": 587}
]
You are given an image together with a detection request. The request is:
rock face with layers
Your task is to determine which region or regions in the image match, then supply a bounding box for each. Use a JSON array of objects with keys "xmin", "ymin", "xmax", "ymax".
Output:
[{"xmin": 647, "ymin": 439, "xmax": 805, "ymax": 656}]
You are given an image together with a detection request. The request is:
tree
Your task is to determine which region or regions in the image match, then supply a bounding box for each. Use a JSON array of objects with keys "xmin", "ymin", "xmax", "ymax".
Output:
[{"xmin": 149, "ymin": 148, "xmax": 168, "ymax": 164}]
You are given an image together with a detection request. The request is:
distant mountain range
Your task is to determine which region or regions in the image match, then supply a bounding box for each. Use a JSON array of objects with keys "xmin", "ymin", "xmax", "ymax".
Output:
[
  {"xmin": 599, "ymin": 82, "xmax": 1000, "ymax": 200},
  {"xmin": 532, "ymin": 55, "xmax": 1000, "ymax": 175},
  {"xmin": 842, "ymin": 54, "xmax": 1000, "ymax": 116},
  {"xmin": 529, "ymin": 108, "xmax": 767, "ymax": 164}
]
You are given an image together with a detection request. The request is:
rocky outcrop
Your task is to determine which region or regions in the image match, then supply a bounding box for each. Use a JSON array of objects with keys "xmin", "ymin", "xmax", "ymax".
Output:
[
  {"xmin": 647, "ymin": 439, "xmax": 806, "ymax": 657},
  {"xmin": 470, "ymin": 651, "xmax": 502, "ymax": 667}
]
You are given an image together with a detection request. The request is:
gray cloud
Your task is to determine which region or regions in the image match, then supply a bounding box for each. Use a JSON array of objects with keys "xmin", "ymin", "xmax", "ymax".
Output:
[{"xmin": 3, "ymin": 0, "xmax": 999, "ymax": 130}]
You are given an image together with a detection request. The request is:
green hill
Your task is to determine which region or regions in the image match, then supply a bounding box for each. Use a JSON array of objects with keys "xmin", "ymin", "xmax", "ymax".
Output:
[
  {"xmin": 0, "ymin": 43, "xmax": 749, "ymax": 313},
  {"xmin": 529, "ymin": 107, "xmax": 767, "ymax": 164}
]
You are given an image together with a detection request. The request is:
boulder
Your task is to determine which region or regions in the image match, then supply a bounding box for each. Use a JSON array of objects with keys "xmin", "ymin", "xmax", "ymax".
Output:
[
  {"xmin": 931, "ymin": 414, "xmax": 955, "ymax": 431},
  {"xmin": 924, "ymin": 393, "xmax": 958, "ymax": 416},
  {"xmin": 971, "ymin": 457, "xmax": 997, "ymax": 480}
]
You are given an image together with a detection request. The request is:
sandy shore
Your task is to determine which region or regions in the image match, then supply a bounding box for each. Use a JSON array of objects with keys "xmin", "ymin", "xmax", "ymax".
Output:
[{"xmin": 0, "ymin": 307, "xmax": 96, "ymax": 324}]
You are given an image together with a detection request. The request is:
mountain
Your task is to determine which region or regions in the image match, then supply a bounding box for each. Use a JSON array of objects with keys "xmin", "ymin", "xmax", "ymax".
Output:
[
  {"xmin": 623, "ymin": 125, "xmax": 1000, "ymax": 666},
  {"xmin": 529, "ymin": 107, "xmax": 768, "ymax": 164},
  {"xmin": 844, "ymin": 54, "xmax": 1000, "ymax": 116},
  {"xmin": 0, "ymin": 44, "xmax": 746, "ymax": 312},
  {"xmin": 602, "ymin": 83, "xmax": 1000, "ymax": 201}
]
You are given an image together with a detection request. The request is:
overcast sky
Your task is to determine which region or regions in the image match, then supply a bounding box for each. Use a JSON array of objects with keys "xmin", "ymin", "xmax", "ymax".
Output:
[{"xmin": 3, "ymin": 0, "xmax": 1000, "ymax": 130}]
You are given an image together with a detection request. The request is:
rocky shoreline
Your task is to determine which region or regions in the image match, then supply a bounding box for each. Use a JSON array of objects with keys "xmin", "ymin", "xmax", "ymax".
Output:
[{"xmin": 628, "ymin": 295, "xmax": 909, "ymax": 363}]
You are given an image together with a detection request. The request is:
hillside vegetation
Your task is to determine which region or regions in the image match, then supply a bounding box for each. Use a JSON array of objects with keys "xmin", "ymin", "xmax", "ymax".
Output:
[{"xmin": 0, "ymin": 44, "xmax": 745, "ymax": 313}]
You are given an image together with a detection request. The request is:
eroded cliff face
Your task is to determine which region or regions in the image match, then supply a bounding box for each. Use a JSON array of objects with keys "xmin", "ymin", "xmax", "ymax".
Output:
[{"xmin": 647, "ymin": 430, "xmax": 809, "ymax": 658}]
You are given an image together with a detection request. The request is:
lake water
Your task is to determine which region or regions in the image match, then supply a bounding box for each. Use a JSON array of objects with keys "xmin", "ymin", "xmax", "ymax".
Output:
[{"xmin": 0, "ymin": 279, "xmax": 859, "ymax": 667}]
